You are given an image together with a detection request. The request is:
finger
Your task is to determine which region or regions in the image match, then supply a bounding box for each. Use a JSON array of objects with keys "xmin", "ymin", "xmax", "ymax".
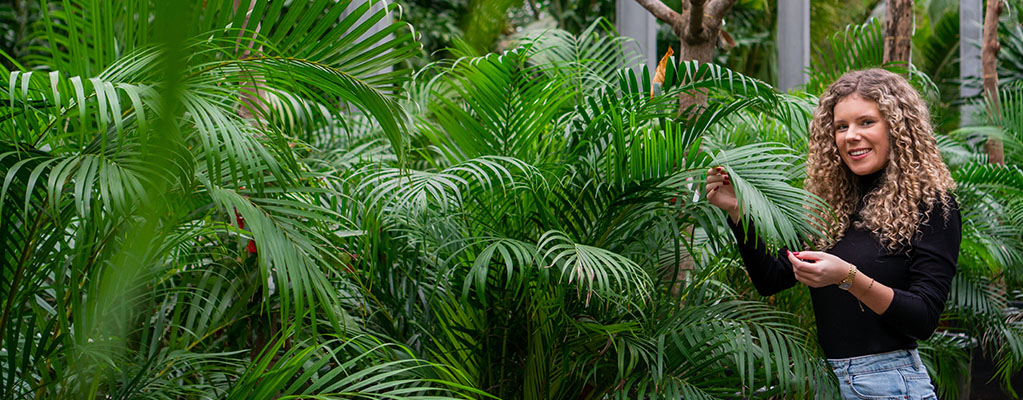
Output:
[
  {"xmin": 791, "ymin": 251, "xmax": 825, "ymax": 262},
  {"xmin": 788, "ymin": 249, "xmax": 822, "ymax": 265},
  {"xmin": 786, "ymin": 250, "xmax": 804, "ymax": 266}
]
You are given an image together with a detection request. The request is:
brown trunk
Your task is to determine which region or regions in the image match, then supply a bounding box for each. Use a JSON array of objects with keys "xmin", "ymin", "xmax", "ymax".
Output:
[
  {"xmin": 678, "ymin": 0, "xmax": 732, "ymax": 115},
  {"xmin": 982, "ymin": 0, "xmax": 1005, "ymax": 164},
  {"xmin": 883, "ymin": 0, "xmax": 914, "ymax": 66},
  {"xmin": 677, "ymin": 39, "xmax": 716, "ymax": 114},
  {"xmin": 634, "ymin": 0, "xmax": 735, "ymax": 68}
]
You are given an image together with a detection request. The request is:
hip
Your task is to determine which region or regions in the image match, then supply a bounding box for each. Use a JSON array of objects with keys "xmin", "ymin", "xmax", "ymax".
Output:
[{"xmin": 827, "ymin": 349, "xmax": 936, "ymax": 400}]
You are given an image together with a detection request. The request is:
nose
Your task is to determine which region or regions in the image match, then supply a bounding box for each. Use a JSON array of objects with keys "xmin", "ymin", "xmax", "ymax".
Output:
[{"xmin": 842, "ymin": 125, "xmax": 861, "ymax": 143}]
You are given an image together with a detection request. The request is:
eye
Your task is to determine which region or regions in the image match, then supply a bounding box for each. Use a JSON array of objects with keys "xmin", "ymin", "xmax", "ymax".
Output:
[
  {"xmin": 835, "ymin": 123, "xmax": 848, "ymax": 131},
  {"xmin": 862, "ymin": 119, "xmax": 874, "ymax": 127}
]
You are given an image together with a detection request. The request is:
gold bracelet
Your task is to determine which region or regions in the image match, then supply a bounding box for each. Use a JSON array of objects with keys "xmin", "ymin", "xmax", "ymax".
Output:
[
  {"xmin": 839, "ymin": 264, "xmax": 857, "ymax": 290},
  {"xmin": 859, "ymin": 278, "xmax": 876, "ymax": 313}
]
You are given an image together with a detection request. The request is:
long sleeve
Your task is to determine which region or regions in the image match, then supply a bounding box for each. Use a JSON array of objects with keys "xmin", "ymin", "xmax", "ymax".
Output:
[
  {"xmin": 880, "ymin": 200, "xmax": 962, "ymax": 340},
  {"xmin": 727, "ymin": 219, "xmax": 798, "ymax": 296}
]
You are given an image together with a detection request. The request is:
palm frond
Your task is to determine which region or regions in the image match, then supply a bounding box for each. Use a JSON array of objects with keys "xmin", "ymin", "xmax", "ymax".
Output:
[
  {"xmin": 919, "ymin": 332, "xmax": 973, "ymax": 400},
  {"xmin": 510, "ymin": 18, "xmax": 641, "ymax": 100},
  {"xmin": 537, "ymin": 230, "xmax": 651, "ymax": 303},
  {"xmin": 358, "ymin": 156, "xmax": 541, "ymax": 213},
  {"xmin": 462, "ymin": 237, "xmax": 537, "ymax": 301},
  {"xmin": 953, "ymin": 163, "xmax": 1023, "ymax": 277},
  {"xmin": 707, "ymin": 143, "xmax": 831, "ymax": 249},
  {"xmin": 228, "ymin": 333, "xmax": 482, "ymax": 400},
  {"xmin": 206, "ymin": 181, "xmax": 349, "ymax": 328},
  {"xmin": 421, "ymin": 48, "xmax": 574, "ymax": 164},
  {"xmin": 618, "ymin": 292, "xmax": 835, "ymax": 399}
]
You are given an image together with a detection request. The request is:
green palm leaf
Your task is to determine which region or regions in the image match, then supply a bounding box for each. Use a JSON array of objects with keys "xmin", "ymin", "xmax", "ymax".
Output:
[
  {"xmin": 537, "ymin": 230, "xmax": 651, "ymax": 303},
  {"xmin": 229, "ymin": 333, "xmax": 484, "ymax": 399},
  {"xmin": 708, "ymin": 142, "xmax": 831, "ymax": 249},
  {"xmin": 510, "ymin": 18, "xmax": 641, "ymax": 99},
  {"xmin": 421, "ymin": 48, "xmax": 574, "ymax": 164}
]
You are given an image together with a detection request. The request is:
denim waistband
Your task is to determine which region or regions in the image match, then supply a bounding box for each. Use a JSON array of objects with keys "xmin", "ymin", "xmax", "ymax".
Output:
[{"xmin": 827, "ymin": 349, "xmax": 922, "ymax": 376}]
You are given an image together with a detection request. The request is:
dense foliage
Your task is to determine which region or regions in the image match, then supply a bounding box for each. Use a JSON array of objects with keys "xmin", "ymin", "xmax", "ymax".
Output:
[{"xmin": 1, "ymin": 1, "xmax": 1022, "ymax": 399}]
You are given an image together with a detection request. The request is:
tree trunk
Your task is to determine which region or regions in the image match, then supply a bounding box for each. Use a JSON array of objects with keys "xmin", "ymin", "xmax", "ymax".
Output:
[
  {"xmin": 883, "ymin": 0, "xmax": 914, "ymax": 66},
  {"xmin": 633, "ymin": 0, "xmax": 737, "ymax": 114},
  {"xmin": 676, "ymin": 30, "xmax": 717, "ymax": 114},
  {"xmin": 982, "ymin": 0, "xmax": 1005, "ymax": 165}
]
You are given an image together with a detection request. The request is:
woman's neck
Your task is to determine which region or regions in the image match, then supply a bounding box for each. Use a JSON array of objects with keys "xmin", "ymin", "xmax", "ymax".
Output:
[
  {"xmin": 853, "ymin": 170, "xmax": 885, "ymax": 214},
  {"xmin": 857, "ymin": 170, "xmax": 885, "ymax": 192}
]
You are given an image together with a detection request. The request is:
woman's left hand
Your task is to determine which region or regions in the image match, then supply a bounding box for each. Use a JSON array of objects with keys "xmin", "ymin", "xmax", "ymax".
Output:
[{"xmin": 786, "ymin": 250, "xmax": 853, "ymax": 288}]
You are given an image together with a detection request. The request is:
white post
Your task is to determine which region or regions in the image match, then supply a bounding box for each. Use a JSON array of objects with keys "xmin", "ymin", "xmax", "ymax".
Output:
[
  {"xmin": 345, "ymin": 0, "xmax": 393, "ymax": 75},
  {"xmin": 616, "ymin": 0, "xmax": 658, "ymax": 74},
  {"xmin": 777, "ymin": 0, "xmax": 810, "ymax": 91},
  {"xmin": 960, "ymin": 0, "xmax": 983, "ymax": 126}
]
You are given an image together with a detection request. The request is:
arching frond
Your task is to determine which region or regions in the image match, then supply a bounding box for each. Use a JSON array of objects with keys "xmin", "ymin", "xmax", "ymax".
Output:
[
  {"xmin": 707, "ymin": 143, "xmax": 831, "ymax": 249},
  {"xmin": 510, "ymin": 18, "xmax": 641, "ymax": 99},
  {"xmin": 420, "ymin": 48, "xmax": 574, "ymax": 164},
  {"xmin": 616, "ymin": 293, "xmax": 835, "ymax": 399},
  {"xmin": 228, "ymin": 334, "xmax": 484, "ymax": 400},
  {"xmin": 462, "ymin": 237, "xmax": 537, "ymax": 300},
  {"xmin": 536, "ymin": 230, "xmax": 651, "ymax": 304},
  {"xmin": 358, "ymin": 156, "xmax": 541, "ymax": 213},
  {"xmin": 919, "ymin": 332, "xmax": 973, "ymax": 400}
]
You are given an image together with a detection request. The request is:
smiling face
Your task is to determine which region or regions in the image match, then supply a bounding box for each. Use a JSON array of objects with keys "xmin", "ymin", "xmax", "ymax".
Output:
[{"xmin": 833, "ymin": 94, "xmax": 891, "ymax": 175}]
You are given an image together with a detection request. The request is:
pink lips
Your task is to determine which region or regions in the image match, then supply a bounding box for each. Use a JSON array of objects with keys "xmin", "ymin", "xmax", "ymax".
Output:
[{"xmin": 848, "ymin": 148, "xmax": 871, "ymax": 160}]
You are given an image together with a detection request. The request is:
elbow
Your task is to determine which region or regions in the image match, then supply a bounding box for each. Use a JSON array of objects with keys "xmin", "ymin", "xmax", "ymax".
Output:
[
  {"xmin": 906, "ymin": 311, "xmax": 942, "ymax": 340},
  {"xmin": 752, "ymin": 282, "xmax": 781, "ymax": 297},
  {"xmin": 886, "ymin": 291, "xmax": 948, "ymax": 340},
  {"xmin": 908, "ymin": 323, "xmax": 938, "ymax": 341}
]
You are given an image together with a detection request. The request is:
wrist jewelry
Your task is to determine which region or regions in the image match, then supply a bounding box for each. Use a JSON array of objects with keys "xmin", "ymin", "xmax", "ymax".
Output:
[
  {"xmin": 858, "ymin": 277, "xmax": 876, "ymax": 313},
  {"xmin": 839, "ymin": 264, "xmax": 857, "ymax": 291}
]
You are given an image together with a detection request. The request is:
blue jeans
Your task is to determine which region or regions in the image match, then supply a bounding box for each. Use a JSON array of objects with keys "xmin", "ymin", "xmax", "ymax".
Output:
[{"xmin": 828, "ymin": 349, "xmax": 937, "ymax": 400}]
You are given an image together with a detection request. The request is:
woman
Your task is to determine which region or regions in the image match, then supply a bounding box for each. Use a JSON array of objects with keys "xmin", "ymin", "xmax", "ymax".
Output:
[{"xmin": 705, "ymin": 69, "xmax": 960, "ymax": 399}]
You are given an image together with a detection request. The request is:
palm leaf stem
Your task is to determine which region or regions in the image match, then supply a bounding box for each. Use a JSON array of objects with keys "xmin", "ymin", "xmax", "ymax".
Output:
[{"xmin": 0, "ymin": 203, "xmax": 47, "ymax": 351}]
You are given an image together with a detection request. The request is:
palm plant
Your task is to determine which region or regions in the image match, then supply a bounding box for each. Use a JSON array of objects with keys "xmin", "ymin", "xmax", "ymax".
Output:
[
  {"xmin": 937, "ymin": 82, "xmax": 1023, "ymax": 396},
  {"xmin": 7, "ymin": 2, "xmax": 1015, "ymax": 398},
  {"xmin": 0, "ymin": 0, "xmax": 481, "ymax": 398},
  {"xmin": 326, "ymin": 20, "xmax": 843, "ymax": 399}
]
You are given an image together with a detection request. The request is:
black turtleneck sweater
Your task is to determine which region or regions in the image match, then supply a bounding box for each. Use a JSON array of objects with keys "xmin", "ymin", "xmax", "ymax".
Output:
[{"xmin": 727, "ymin": 173, "xmax": 961, "ymax": 359}]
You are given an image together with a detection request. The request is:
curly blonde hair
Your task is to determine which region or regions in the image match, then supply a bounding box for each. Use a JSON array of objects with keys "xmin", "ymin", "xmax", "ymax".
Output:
[{"xmin": 805, "ymin": 69, "xmax": 955, "ymax": 250}]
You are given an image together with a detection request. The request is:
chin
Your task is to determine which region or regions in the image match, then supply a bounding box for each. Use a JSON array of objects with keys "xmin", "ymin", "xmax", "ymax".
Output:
[{"xmin": 848, "ymin": 162, "xmax": 887, "ymax": 176}]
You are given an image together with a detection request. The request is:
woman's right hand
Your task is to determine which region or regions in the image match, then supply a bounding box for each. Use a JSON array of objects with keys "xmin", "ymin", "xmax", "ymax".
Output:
[{"xmin": 705, "ymin": 167, "xmax": 740, "ymax": 222}]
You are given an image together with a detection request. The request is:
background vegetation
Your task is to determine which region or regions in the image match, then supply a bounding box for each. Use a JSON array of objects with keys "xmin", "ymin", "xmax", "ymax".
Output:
[{"xmin": 1, "ymin": 0, "xmax": 1022, "ymax": 399}]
